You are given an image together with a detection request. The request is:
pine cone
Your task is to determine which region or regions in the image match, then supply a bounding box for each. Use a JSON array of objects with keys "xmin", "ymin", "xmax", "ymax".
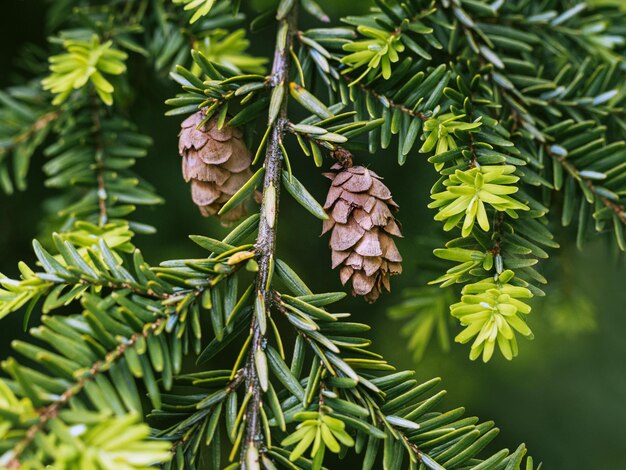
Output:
[
  {"xmin": 178, "ymin": 111, "xmax": 253, "ymax": 221},
  {"xmin": 323, "ymin": 164, "xmax": 402, "ymax": 303}
]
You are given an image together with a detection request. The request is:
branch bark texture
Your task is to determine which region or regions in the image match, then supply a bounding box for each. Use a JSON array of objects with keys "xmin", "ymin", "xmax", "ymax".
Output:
[{"xmin": 241, "ymin": 4, "xmax": 298, "ymax": 468}]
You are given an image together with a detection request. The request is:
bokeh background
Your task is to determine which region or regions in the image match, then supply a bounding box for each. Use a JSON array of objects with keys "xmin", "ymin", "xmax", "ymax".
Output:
[{"xmin": 1, "ymin": 1, "xmax": 625, "ymax": 468}]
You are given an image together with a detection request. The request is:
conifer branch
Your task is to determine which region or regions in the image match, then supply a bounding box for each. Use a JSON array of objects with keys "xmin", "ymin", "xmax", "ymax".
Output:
[
  {"xmin": 4, "ymin": 111, "xmax": 58, "ymax": 150},
  {"xmin": 6, "ymin": 316, "xmax": 167, "ymax": 468},
  {"xmin": 167, "ymin": 370, "xmax": 246, "ymax": 454},
  {"xmin": 344, "ymin": 76, "xmax": 430, "ymax": 122},
  {"xmin": 545, "ymin": 142, "xmax": 626, "ymax": 225},
  {"xmin": 241, "ymin": 3, "xmax": 298, "ymax": 467},
  {"xmin": 504, "ymin": 88, "xmax": 626, "ymax": 226}
]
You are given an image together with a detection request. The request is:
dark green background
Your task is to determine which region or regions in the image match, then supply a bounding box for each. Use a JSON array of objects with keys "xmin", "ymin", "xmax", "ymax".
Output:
[{"xmin": 1, "ymin": 1, "xmax": 625, "ymax": 468}]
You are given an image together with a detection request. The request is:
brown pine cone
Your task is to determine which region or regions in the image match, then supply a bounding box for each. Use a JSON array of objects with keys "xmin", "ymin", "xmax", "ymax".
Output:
[
  {"xmin": 178, "ymin": 111, "xmax": 253, "ymax": 222},
  {"xmin": 323, "ymin": 164, "xmax": 403, "ymax": 303}
]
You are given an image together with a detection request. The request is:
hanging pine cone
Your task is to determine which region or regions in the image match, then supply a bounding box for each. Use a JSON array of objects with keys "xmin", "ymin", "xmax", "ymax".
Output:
[
  {"xmin": 178, "ymin": 111, "xmax": 253, "ymax": 221},
  {"xmin": 323, "ymin": 164, "xmax": 403, "ymax": 303}
]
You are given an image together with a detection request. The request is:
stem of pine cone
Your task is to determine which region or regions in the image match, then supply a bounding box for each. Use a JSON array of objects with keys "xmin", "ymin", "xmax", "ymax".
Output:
[
  {"xmin": 240, "ymin": 4, "xmax": 298, "ymax": 467},
  {"xmin": 330, "ymin": 146, "xmax": 354, "ymax": 168}
]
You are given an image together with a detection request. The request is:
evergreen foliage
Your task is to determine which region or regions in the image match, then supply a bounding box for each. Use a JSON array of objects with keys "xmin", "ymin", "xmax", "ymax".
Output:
[{"xmin": 1, "ymin": 0, "xmax": 625, "ymax": 468}]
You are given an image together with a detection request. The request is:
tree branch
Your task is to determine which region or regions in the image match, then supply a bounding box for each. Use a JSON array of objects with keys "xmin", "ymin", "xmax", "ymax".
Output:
[
  {"xmin": 240, "ymin": 4, "xmax": 298, "ymax": 468},
  {"xmin": 342, "ymin": 75, "xmax": 429, "ymax": 122},
  {"xmin": 6, "ymin": 316, "xmax": 167, "ymax": 468},
  {"xmin": 544, "ymin": 143, "xmax": 626, "ymax": 225},
  {"xmin": 167, "ymin": 369, "xmax": 245, "ymax": 455},
  {"xmin": 494, "ymin": 64, "xmax": 626, "ymax": 227},
  {"xmin": 90, "ymin": 97, "xmax": 108, "ymax": 227},
  {"xmin": 5, "ymin": 111, "xmax": 58, "ymax": 149}
]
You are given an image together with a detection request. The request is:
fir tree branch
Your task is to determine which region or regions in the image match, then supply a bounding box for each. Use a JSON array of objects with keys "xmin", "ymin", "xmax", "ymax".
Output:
[
  {"xmin": 272, "ymin": 291, "xmax": 467, "ymax": 469},
  {"xmin": 6, "ymin": 315, "xmax": 167, "ymax": 468},
  {"xmin": 380, "ymin": 413, "xmax": 445, "ymax": 470},
  {"xmin": 462, "ymin": 7, "xmax": 626, "ymax": 232},
  {"xmin": 545, "ymin": 142, "xmax": 626, "ymax": 224},
  {"xmin": 240, "ymin": 3, "xmax": 298, "ymax": 467},
  {"xmin": 76, "ymin": 277, "xmax": 171, "ymax": 300},
  {"xmin": 501, "ymin": 87, "xmax": 626, "ymax": 226},
  {"xmin": 167, "ymin": 369, "xmax": 245, "ymax": 454},
  {"xmin": 462, "ymin": 91, "xmax": 509, "ymax": 263},
  {"xmin": 2, "ymin": 111, "xmax": 58, "ymax": 151},
  {"xmin": 343, "ymin": 75, "xmax": 430, "ymax": 122}
]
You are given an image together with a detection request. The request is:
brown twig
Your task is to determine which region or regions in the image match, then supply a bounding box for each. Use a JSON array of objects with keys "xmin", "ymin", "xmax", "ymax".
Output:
[
  {"xmin": 5, "ymin": 111, "xmax": 58, "ymax": 149},
  {"xmin": 343, "ymin": 76, "xmax": 430, "ymax": 122},
  {"xmin": 240, "ymin": 4, "xmax": 299, "ymax": 468},
  {"xmin": 90, "ymin": 97, "xmax": 108, "ymax": 226}
]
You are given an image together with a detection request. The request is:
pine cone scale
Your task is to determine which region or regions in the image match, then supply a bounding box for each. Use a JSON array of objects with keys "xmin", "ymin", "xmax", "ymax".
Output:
[
  {"xmin": 363, "ymin": 257, "xmax": 382, "ymax": 276},
  {"xmin": 384, "ymin": 220, "xmax": 402, "ymax": 236},
  {"xmin": 221, "ymin": 145, "xmax": 251, "ymax": 171},
  {"xmin": 354, "ymin": 231, "xmax": 382, "ymax": 257},
  {"xmin": 323, "ymin": 186, "xmax": 344, "ymax": 208},
  {"xmin": 330, "ymin": 218, "xmax": 365, "ymax": 251},
  {"xmin": 352, "ymin": 271, "xmax": 375, "ymax": 295},
  {"xmin": 191, "ymin": 180, "xmax": 221, "ymax": 205},
  {"xmin": 330, "ymin": 200, "xmax": 351, "ymax": 223},
  {"xmin": 198, "ymin": 140, "xmax": 233, "ymax": 163}
]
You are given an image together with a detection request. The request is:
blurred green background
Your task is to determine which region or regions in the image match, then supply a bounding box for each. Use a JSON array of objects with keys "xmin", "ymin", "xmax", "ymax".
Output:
[{"xmin": 1, "ymin": 1, "xmax": 625, "ymax": 468}]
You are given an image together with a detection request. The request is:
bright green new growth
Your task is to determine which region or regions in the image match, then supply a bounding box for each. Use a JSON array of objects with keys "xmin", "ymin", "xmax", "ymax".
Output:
[
  {"xmin": 451, "ymin": 270, "xmax": 533, "ymax": 362},
  {"xmin": 173, "ymin": 0, "xmax": 218, "ymax": 24},
  {"xmin": 420, "ymin": 113, "xmax": 482, "ymax": 159},
  {"xmin": 429, "ymin": 247, "xmax": 494, "ymax": 288},
  {"xmin": 430, "ymin": 165, "xmax": 529, "ymax": 237},
  {"xmin": 341, "ymin": 26, "xmax": 405, "ymax": 84},
  {"xmin": 42, "ymin": 36, "xmax": 127, "ymax": 106},
  {"xmin": 25, "ymin": 415, "xmax": 172, "ymax": 469},
  {"xmin": 0, "ymin": 363, "xmax": 172, "ymax": 469},
  {"xmin": 192, "ymin": 29, "xmax": 268, "ymax": 75},
  {"xmin": 281, "ymin": 411, "xmax": 355, "ymax": 463}
]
